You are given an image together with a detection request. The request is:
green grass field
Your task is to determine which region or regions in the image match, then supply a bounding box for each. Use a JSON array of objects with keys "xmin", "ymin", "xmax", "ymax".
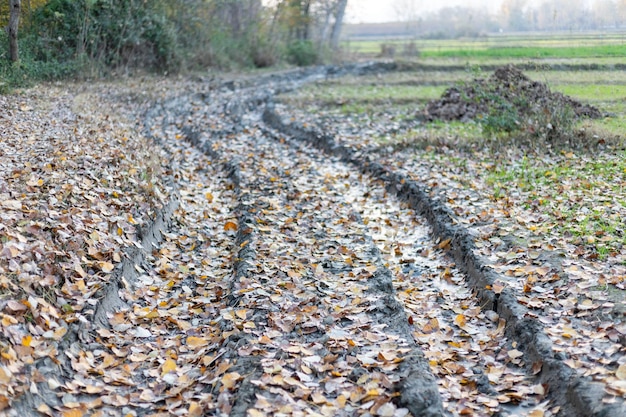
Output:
[{"xmin": 345, "ymin": 32, "xmax": 626, "ymax": 57}]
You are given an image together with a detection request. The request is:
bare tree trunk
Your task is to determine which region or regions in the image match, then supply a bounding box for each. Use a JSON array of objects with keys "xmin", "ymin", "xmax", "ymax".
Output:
[
  {"xmin": 8, "ymin": 0, "xmax": 21, "ymax": 63},
  {"xmin": 320, "ymin": 1, "xmax": 333, "ymax": 45},
  {"xmin": 330, "ymin": 0, "xmax": 347, "ymax": 48}
]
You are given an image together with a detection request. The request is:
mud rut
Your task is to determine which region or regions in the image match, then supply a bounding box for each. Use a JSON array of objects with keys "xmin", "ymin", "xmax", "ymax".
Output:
[{"xmin": 11, "ymin": 65, "xmax": 625, "ymax": 417}]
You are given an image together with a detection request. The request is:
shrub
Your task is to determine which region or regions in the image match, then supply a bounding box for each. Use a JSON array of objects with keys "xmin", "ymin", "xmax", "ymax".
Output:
[
  {"xmin": 27, "ymin": 0, "xmax": 180, "ymax": 73},
  {"xmin": 287, "ymin": 40, "xmax": 318, "ymax": 67}
]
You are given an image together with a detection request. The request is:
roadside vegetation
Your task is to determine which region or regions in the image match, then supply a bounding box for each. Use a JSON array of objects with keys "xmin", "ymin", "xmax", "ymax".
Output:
[{"xmin": 0, "ymin": 0, "xmax": 349, "ymax": 90}]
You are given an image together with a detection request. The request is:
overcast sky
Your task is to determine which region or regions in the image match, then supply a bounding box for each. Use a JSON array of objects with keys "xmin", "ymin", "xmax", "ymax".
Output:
[
  {"xmin": 346, "ymin": 0, "xmax": 504, "ymax": 23},
  {"xmin": 348, "ymin": 0, "xmax": 598, "ymax": 23}
]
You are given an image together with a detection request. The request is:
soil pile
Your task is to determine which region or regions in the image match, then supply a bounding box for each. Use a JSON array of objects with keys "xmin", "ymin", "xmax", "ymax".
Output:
[{"xmin": 425, "ymin": 65, "xmax": 602, "ymax": 122}]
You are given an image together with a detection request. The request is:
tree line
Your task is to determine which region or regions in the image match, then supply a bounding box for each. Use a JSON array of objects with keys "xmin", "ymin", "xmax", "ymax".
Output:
[
  {"xmin": 0, "ymin": 0, "xmax": 348, "ymax": 87},
  {"xmin": 392, "ymin": 0, "xmax": 626, "ymax": 39}
]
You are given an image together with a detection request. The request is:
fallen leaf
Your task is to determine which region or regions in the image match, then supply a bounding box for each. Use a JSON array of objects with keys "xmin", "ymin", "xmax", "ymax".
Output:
[
  {"xmin": 438, "ymin": 238, "xmax": 451, "ymax": 250},
  {"xmin": 221, "ymin": 372, "xmax": 241, "ymax": 390},
  {"xmin": 188, "ymin": 401, "xmax": 203, "ymax": 417},
  {"xmin": 187, "ymin": 336, "xmax": 208, "ymax": 349},
  {"xmin": 100, "ymin": 261, "xmax": 115, "ymax": 273},
  {"xmin": 161, "ymin": 358, "xmax": 177, "ymax": 376},
  {"xmin": 454, "ymin": 314, "xmax": 467, "ymax": 328},
  {"xmin": 224, "ymin": 221, "xmax": 238, "ymax": 231}
]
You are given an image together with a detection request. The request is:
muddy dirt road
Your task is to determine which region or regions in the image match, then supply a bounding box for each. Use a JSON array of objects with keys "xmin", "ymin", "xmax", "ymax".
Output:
[{"xmin": 5, "ymin": 65, "xmax": 625, "ymax": 417}]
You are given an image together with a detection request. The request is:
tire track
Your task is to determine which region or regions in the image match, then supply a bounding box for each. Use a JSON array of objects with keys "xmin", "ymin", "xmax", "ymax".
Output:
[{"xmin": 263, "ymin": 102, "xmax": 626, "ymax": 417}]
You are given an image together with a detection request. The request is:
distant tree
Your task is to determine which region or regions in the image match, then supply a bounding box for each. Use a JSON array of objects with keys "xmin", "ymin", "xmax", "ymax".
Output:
[
  {"xmin": 8, "ymin": 0, "xmax": 20, "ymax": 62},
  {"xmin": 499, "ymin": 0, "xmax": 529, "ymax": 31},
  {"xmin": 330, "ymin": 0, "xmax": 347, "ymax": 48}
]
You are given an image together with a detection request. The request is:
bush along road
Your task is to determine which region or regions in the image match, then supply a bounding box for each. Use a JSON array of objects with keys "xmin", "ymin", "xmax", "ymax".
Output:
[{"xmin": 3, "ymin": 64, "xmax": 625, "ymax": 416}]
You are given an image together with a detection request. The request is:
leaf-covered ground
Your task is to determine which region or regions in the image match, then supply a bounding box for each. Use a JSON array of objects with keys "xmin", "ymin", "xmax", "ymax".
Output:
[
  {"xmin": 276, "ymin": 66, "xmax": 626, "ymax": 412},
  {"xmin": 1, "ymin": 65, "xmax": 625, "ymax": 417}
]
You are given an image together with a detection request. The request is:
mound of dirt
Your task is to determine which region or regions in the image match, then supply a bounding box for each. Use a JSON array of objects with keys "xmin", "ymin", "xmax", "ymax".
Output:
[{"xmin": 425, "ymin": 65, "xmax": 602, "ymax": 122}]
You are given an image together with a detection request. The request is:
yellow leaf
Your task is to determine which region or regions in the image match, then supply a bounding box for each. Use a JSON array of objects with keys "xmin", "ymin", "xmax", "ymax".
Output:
[
  {"xmin": 145, "ymin": 309, "xmax": 159, "ymax": 319},
  {"xmin": 205, "ymin": 192, "xmax": 214, "ymax": 203},
  {"xmin": 235, "ymin": 309, "xmax": 248, "ymax": 320},
  {"xmin": 616, "ymin": 363, "xmax": 626, "ymax": 380},
  {"xmin": 224, "ymin": 221, "xmax": 238, "ymax": 232},
  {"xmin": 438, "ymin": 238, "xmax": 452, "ymax": 250},
  {"xmin": 335, "ymin": 394, "xmax": 347, "ymax": 408},
  {"xmin": 22, "ymin": 335, "xmax": 32, "ymax": 347},
  {"xmin": 186, "ymin": 336, "xmax": 208, "ymax": 349},
  {"xmin": 188, "ymin": 402, "xmax": 202, "ymax": 417},
  {"xmin": 365, "ymin": 388, "xmax": 380, "ymax": 397},
  {"xmin": 454, "ymin": 314, "xmax": 467, "ymax": 328},
  {"xmin": 53, "ymin": 327, "xmax": 68, "ymax": 340},
  {"xmin": 62, "ymin": 410, "xmax": 83, "ymax": 417},
  {"xmin": 100, "ymin": 261, "xmax": 115, "ymax": 273},
  {"xmin": 221, "ymin": 372, "xmax": 241, "ymax": 390},
  {"xmin": 161, "ymin": 358, "xmax": 177, "ymax": 376}
]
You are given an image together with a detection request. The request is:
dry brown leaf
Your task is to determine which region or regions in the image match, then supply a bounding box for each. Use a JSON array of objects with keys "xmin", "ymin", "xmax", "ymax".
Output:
[
  {"xmin": 188, "ymin": 401, "xmax": 203, "ymax": 417},
  {"xmin": 161, "ymin": 358, "xmax": 177, "ymax": 376},
  {"xmin": 221, "ymin": 372, "xmax": 241, "ymax": 390},
  {"xmin": 186, "ymin": 336, "xmax": 208, "ymax": 349},
  {"xmin": 224, "ymin": 221, "xmax": 238, "ymax": 231},
  {"xmin": 437, "ymin": 238, "xmax": 451, "ymax": 250},
  {"xmin": 100, "ymin": 261, "xmax": 115, "ymax": 273}
]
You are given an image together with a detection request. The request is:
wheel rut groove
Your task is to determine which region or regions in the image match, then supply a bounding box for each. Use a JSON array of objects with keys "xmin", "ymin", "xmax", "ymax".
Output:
[
  {"xmin": 182, "ymin": 117, "xmax": 447, "ymax": 415},
  {"xmin": 259, "ymin": 125, "xmax": 542, "ymax": 415},
  {"xmin": 262, "ymin": 98, "xmax": 626, "ymax": 417}
]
